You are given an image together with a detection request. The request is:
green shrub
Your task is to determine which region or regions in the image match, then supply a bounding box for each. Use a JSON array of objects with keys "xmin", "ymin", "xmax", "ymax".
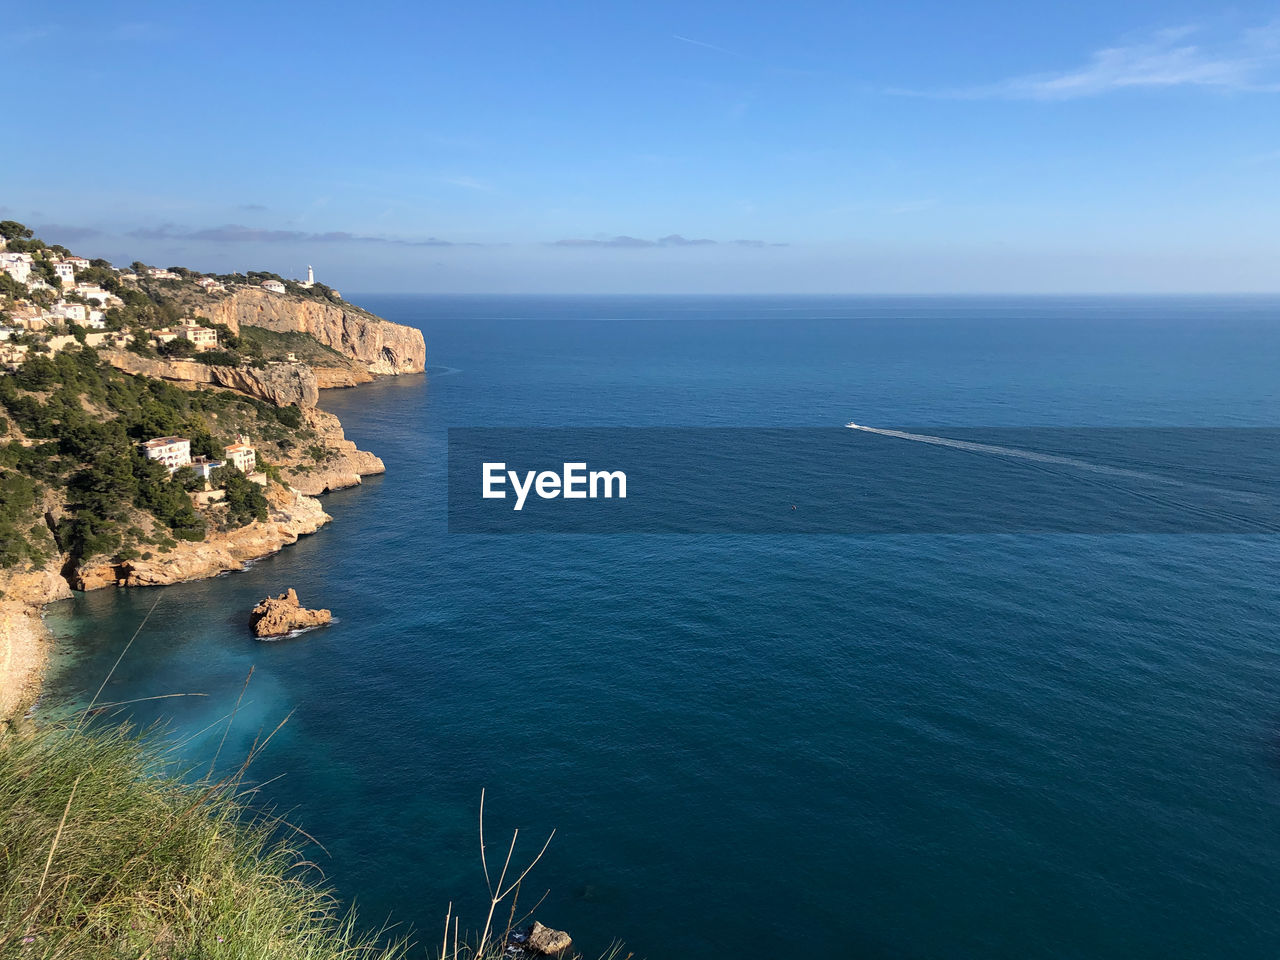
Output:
[{"xmin": 212, "ymin": 466, "xmax": 268, "ymax": 527}]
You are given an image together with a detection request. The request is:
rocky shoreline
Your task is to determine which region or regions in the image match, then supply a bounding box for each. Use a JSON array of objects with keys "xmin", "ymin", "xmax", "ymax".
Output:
[
  {"xmin": 0, "ymin": 287, "xmax": 425, "ymax": 726},
  {"xmin": 0, "ymin": 397, "xmax": 384, "ymax": 725}
]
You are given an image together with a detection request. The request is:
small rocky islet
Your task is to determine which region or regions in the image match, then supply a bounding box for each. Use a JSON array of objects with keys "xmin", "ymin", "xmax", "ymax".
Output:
[{"xmin": 249, "ymin": 588, "xmax": 332, "ymax": 638}]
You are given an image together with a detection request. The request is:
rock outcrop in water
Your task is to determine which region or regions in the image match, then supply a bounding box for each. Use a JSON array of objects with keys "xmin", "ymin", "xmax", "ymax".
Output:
[
  {"xmin": 249, "ymin": 588, "xmax": 332, "ymax": 638},
  {"xmin": 526, "ymin": 922, "xmax": 573, "ymax": 956},
  {"xmin": 194, "ymin": 288, "xmax": 426, "ymax": 375}
]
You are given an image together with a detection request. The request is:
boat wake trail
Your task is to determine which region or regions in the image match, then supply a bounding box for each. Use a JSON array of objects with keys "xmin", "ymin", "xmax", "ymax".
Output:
[
  {"xmin": 843, "ymin": 422, "xmax": 1274, "ymax": 530},
  {"xmin": 845, "ymin": 423, "xmax": 1168, "ymax": 485}
]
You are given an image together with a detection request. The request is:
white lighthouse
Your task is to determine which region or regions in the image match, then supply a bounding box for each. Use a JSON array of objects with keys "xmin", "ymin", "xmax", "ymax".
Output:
[{"xmin": 306, "ymin": 265, "xmax": 314, "ymax": 285}]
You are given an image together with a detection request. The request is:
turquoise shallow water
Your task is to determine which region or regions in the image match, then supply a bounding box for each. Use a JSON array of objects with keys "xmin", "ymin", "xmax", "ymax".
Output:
[{"xmin": 41, "ymin": 296, "xmax": 1280, "ymax": 958}]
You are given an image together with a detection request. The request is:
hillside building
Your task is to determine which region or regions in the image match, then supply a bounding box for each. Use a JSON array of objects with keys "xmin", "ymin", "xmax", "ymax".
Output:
[
  {"xmin": 52, "ymin": 302, "xmax": 87, "ymax": 324},
  {"xmin": 189, "ymin": 456, "xmax": 224, "ymax": 481},
  {"xmin": 224, "ymin": 434, "xmax": 256, "ymax": 474},
  {"xmin": 176, "ymin": 323, "xmax": 218, "ymax": 351},
  {"xmin": 1, "ymin": 252, "xmax": 32, "ymax": 284},
  {"xmin": 142, "ymin": 437, "xmax": 192, "ymax": 473}
]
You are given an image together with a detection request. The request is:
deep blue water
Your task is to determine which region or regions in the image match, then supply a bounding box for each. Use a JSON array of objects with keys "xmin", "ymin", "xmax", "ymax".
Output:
[{"xmin": 41, "ymin": 296, "xmax": 1280, "ymax": 959}]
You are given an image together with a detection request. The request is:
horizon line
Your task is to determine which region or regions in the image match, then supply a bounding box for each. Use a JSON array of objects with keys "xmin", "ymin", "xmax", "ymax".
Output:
[{"xmin": 341, "ymin": 290, "xmax": 1280, "ymax": 297}]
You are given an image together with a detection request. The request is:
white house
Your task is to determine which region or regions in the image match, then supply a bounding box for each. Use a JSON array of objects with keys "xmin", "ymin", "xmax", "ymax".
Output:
[
  {"xmin": 65, "ymin": 256, "xmax": 90, "ymax": 270},
  {"xmin": 147, "ymin": 268, "xmax": 181, "ymax": 280},
  {"xmin": 86, "ymin": 312, "xmax": 107, "ymax": 329},
  {"xmin": 224, "ymin": 434, "xmax": 256, "ymax": 473},
  {"xmin": 74, "ymin": 283, "xmax": 119, "ymax": 305},
  {"xmin": 142, "ymin": 436, "xmax": 192, "ymax": 473},
  {"xmin": 260, "ymin": 279, "xmax": 286, "ymax": 294},
  {"xmin": 1, "ymin": 253, "xmax": 32, "ymax": 284},
  {"xmin": 53, "ymin": 262, "xmax": 75, "ymax": 286},
  {"xmin": 176, "ymin": 323, "xmax": 218, "ymax": 350},
  {"xmin": 52, "ymin": 302, "xmax": 87, "ymax": 324}
]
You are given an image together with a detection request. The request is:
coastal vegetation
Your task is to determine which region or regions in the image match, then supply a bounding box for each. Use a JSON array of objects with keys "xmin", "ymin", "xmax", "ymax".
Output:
[
  {"xmin": 0, "ymin": 347, "xmax": 293, "ymax": 569},
  {"xmin": 0, "ymin": 718, "xmax": 410, "ymax": 960},
  {"xmin": 0, "ymin": 225, "xmax": 444, "ymax": 958},
  {"xmin": 0, "ymin": 715, "xmax": 618, "ymax": 960},
  {"xmin": 0, "ymin": 221, "xmax": 421, "ymax": 597}
]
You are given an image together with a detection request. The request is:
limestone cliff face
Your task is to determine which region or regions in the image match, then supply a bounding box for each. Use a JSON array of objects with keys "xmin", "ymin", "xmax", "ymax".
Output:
[
  {"xmin": 101, "ymin": 351, "xmax": 320, "ymax": 408},
  {"xmin": 194, "ymin": 289, "xmax": 426, "ymax": 376},
  {"xmin": 313, "ymin": 364, "xmax": 374, "ymax": 389},
  {"xmin": 283, "ymin": 408, "xmax": 386, "ymax": 495},
  {"xmin": 75, "ymin": 485, "xmax": 330, "ymax": 590}
]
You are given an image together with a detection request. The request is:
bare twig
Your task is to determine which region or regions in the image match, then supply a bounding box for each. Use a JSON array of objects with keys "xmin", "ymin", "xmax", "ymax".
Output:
[
  {"xmin": 38, "ymin": 774, "xmax": 82, "ymax": 899},
  {"xmin": 476, "ymin": 791, "xmax": 556, "ymax": 954}
]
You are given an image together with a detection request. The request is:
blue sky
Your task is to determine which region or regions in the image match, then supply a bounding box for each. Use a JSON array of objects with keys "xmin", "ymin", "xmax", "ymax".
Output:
[{"xmin": 4, "ymin": 0, "xmax": 1280, "ymax": 292}]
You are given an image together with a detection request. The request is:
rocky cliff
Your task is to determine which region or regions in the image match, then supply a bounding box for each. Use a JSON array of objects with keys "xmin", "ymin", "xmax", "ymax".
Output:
[
  {"xmin": 100, "ymin": 351, "xmax": 320, "ymax": 408},
  {"xmin": 75, "ymin": 485, "xmax": 330, "ymax": 590},
  {"xmin": 313, "ymin": 364, "xmax": 374, "ymax": 389},
  {"xmin": 194, "ymin": 289, "xmax": 425, "ymax": 376},
  {"xmin": 283, "ymin": 408, "xmax": 386, "ymax": 495}
]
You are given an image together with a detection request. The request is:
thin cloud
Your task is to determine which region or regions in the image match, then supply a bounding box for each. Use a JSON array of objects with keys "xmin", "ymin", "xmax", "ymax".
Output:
[
  {"xmin": 128, "ymin": 223, "xmax": 464, "ymax": 246},
  {"xmin": 440, "ymin": 175, "xmax": 492, "ymax": 191},
  {"xmin": 553, "ymin": 234, "xmax": 783, "ymax": 248},
  {"xmin": 32, "ymin": 224, "xmax": 105, "ymax": 243},
  {"xmin": 673, "ymin": 34, "xmax": 740, "ymax": 57},
  {"xmin": 237, "ymin": 203, "xmax": 269, "ymax": 212},
  {"xmin": 897, "ymin": 23, "xmax": 1280, "ymax": 100}
]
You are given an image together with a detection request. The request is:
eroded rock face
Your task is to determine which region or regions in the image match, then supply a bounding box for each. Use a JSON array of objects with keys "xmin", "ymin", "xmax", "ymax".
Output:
[
  {"xmin": 313, "ymin": 364, "xmax": 374, "ymax": 389},
  {"xmin": 0, "ymin": 564, "xmax": 73, "ymax": 607},
  {"xmin": 75, "ymin": 485, "xmax": 331, "ymax": 589},
  {"xmin": 527, "ymin": 922, "xmax": 573, "ymax": 956},
  {"xmin": 283, "ymin": 408, "xmax": 386, "ymax": 495},
  {"xmin": 195, "ymin": 288, "xmax": 426, "ymax": 375},
  {"xmin": 249, "ymin": 588, "xmax": 332, "ymax": 638},
  {"xmin": 100, "ymin": 351, "xmax": 320, "ymax": 408}
]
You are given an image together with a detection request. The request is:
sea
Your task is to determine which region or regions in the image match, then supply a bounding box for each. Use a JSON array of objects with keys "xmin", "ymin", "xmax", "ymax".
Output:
[{"xmin": 39, "ymin": 295, "xmax": 1280, "ymax": 959}]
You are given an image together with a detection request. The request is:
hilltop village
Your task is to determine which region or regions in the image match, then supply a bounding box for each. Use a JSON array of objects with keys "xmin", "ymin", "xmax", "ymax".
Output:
[
  {"xmin": 0, "ymin": 221, "xmax": 426, "ymax": 725},
  {"xmin": 0, "ymin": 221, "xmax": 343, "ymax": 368}
]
